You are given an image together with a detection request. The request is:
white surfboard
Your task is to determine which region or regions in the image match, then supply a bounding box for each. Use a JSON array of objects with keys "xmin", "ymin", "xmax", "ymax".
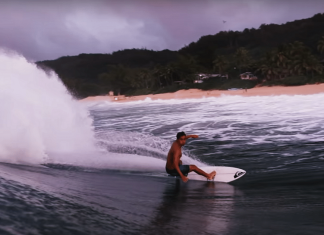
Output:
[{"xmin": 168, "ymin": 166, "xmax": 246, "ymax": 183}]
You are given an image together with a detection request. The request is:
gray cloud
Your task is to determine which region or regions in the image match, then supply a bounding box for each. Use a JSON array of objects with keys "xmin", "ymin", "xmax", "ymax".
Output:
[{"xmin": 0, "ymin": 0, "xmax": 323, "ymax": 61}]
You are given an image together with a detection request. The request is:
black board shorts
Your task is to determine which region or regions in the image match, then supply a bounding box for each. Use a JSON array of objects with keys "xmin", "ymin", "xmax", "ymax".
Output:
[{"xmin": 166, "ymin": 165, "xmax": 190, "ymax": 176}]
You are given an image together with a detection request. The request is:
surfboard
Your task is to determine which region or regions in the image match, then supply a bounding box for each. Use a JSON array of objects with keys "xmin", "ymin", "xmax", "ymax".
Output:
[{"xmin": 168, "ymin": 166, "xmax": 246, "ymax": 183}]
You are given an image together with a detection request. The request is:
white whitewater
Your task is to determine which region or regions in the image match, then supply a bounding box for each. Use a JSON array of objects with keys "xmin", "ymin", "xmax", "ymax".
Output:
[
  {"xmin": 0, "ymin": 50, "xmax": 96, "ymax": 164},
  {"xmin": 89, "ymin": 92, "xmax": 324, "ymax": 145},
  {"xmin": 0, "ymin": 50, "xmax": 200, "ymax": 171}
]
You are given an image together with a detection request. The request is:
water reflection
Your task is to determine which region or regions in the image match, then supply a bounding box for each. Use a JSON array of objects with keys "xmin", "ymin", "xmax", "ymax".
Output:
[{"xmin": 144, "ymin": 179, "xmax": 238, "ymax": 234}]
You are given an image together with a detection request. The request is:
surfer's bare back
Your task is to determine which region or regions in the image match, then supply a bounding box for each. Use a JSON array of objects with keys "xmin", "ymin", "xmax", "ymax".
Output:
[{"xmin": 166, "ymin": 132, "xmax": 216, "ymax": 183}]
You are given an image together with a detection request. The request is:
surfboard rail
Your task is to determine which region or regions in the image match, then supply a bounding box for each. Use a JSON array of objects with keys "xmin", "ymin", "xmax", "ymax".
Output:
[{"xmin": 168, "ymin": 166, "xmax": 246, "ymax": 183}]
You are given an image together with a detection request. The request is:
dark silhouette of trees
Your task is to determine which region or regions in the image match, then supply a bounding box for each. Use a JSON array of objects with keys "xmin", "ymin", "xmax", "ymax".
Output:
[
  {"xmin": 36, "ymin": 13, "xmax": 324, "ymax": 97},
  {"xmin": 256, "ymin": 51, "xmax": 279, "ymax": 81},
  {"xmin": 213, "ymin": 55, "xmax": 228, "ymax": 74},
  {"xmin": 234, "ymin": 47, "xmax": 251, "ymax": 74},
  {"xmin": 255, "ymin": 41, "xmax": 323, "ymax": 82},
  {"xmin": 318, "ymin": 36, "xmax": 324, "ymax": 54}
]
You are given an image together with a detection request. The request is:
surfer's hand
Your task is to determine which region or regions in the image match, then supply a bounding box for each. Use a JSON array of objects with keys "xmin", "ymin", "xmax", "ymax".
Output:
[
  {"xmin": 181, "ymin": 176, "xmax": 188, "ymax": 183},
  {"xmin": 191, "ymin": 135, "xmax": 199, "ymax": 138}
]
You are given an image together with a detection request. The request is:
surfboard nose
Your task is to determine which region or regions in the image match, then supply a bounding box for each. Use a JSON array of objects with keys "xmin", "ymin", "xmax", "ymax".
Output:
[{"xmin": 234, "ymin": 171, "xmax": 246, "ymax": 179}]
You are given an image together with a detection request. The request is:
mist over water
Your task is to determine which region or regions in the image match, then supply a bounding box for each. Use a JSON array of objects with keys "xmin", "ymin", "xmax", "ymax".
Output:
[{"xmin": 0, "ymin": 51, "xmax": 98, "ymax": 164}]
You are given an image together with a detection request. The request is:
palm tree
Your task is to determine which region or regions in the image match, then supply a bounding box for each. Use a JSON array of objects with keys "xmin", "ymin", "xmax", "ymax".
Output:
[
  {"xmin": 284, "ymin": 41, "xmax": 318, "ymax": 77},
  {"xmin": 234, "ymin": 47, "xmax": 250, "ymax": 73},
  {"xmin": 139, "ymin": 69, "xmax": 154, "ymax": 89},
  {"xmin": 256, "ymin": 62, "xmax": 278, "ymax": 81},
  {"xmin": 153, "ymin": 64, "xmax": 176, "ymax": 87},
  {"xmin": 165, "ymin": 64, "xmax": 177, "ymax": 85},
  {"xmin": 287, "ymin": 41, "xmax": 306, "ymax": 56},
  {"xmin": 98, "ymin": 64, "xmax": 130, "ymax": 94},
  {"xmin": 256, "ymin": 42, "xmax": 322, "ymax": 81},
  {"xmin": 317, "ymin": 36, "xmax": 324, "ymax": 54},
  {"xmin": 270, "ymin": 46, "xmax": 290, "ymax": 79},
  {"xmin": 127, "ymin": 69, "xmax": 142, "ymax": 89},
  {"xmin": 305, "ymin": 54, "xmax": 323, "ymax": 77},
  {"xmin": 212, "ymin": 55, "xmax": 228, "ymax": 74},
  {"xmin": 256, "ymin": 51, "xmax": 280, "ymax": 81},
  {"xmin": 171, "ymin": 55, "xmax": 199, "ymax": 83},
  {"xmin": 275, "ymin": 45, "xmax": 289, "ymax": 68}
]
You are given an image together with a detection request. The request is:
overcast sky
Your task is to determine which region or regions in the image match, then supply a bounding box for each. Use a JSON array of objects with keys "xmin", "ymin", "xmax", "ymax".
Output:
[{"xmin": 0, "ymin": 0, "xmax": 323, "ymax": 61}]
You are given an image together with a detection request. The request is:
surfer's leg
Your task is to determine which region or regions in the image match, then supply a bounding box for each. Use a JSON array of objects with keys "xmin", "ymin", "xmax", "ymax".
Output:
[{"xmin": 189, "ymin": 165, "xmax": 216, "ymax": 180}]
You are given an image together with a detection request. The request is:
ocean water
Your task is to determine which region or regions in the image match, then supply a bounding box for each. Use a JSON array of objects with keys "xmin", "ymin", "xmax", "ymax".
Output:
[{"xmin": 0, "ymin": 52, "xmax": 324, "ymax": 235}]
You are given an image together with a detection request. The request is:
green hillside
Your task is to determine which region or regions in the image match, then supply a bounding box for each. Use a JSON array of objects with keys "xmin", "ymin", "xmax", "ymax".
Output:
[{"xmin": 37, "ymin": 13, "xmax": 324, "ymax": 98}]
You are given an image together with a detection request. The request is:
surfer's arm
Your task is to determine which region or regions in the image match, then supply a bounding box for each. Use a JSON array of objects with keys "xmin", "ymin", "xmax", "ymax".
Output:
[{"xmin": 185, "ymin": 135, "xmax": 199, "ymax": 139}]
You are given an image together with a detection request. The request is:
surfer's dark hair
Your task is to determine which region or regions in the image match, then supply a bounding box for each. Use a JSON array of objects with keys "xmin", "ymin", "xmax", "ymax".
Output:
[{"xmin": 177, "ymin": 131, "xmax": 186, "ymax": 139}]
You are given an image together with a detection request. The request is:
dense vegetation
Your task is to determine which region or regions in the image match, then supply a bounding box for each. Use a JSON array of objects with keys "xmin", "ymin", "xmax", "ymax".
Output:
[{"xmin": 37, "ymin": 13, "xmax": 324, "ymax": 98}]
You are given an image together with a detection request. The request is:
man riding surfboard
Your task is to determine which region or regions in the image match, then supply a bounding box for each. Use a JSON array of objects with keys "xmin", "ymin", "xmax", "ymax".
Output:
[{"xmin": 166, "ymin": 131, "xmax": 216, "ymax": 182}]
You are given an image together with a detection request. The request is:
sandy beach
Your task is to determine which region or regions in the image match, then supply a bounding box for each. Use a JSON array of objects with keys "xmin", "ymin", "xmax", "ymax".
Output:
[{"xmin": 81, "ymin": 83, "xmax": 324, "ymax": 103}]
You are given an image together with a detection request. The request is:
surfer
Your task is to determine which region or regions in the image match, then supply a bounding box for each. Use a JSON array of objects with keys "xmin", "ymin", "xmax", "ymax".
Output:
[{"xmin": 166, "ymin": 131, "xmax": 216, "ymax": 183}]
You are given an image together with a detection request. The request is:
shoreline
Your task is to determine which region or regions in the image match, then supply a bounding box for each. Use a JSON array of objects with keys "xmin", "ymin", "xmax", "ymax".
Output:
[{"xmin": 81, "ymin": 83, "xmax": 324, "ymax": 103}]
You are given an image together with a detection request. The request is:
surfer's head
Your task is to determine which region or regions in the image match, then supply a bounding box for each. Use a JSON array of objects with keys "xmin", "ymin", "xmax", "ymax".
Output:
[{"xmin": 176, "ymin": 131, "xmax": 186, "ymax": 146}]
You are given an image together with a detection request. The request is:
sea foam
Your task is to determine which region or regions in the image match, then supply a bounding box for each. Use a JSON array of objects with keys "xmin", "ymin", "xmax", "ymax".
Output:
[{"xmin": 0, "ymin": 50, "xmax": 96, "ymax": 164}]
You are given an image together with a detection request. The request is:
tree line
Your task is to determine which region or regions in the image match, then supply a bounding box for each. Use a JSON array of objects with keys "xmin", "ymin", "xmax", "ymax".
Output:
[{"xmin": 37, "ymin": 13, "xmax": 324, "ymax": 98}]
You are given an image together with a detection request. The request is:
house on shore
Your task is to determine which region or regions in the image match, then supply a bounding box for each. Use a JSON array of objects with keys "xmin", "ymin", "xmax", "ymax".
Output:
[{"xmin": 240, "ymin": 72, "xmax": 257, "ymax": 80}]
